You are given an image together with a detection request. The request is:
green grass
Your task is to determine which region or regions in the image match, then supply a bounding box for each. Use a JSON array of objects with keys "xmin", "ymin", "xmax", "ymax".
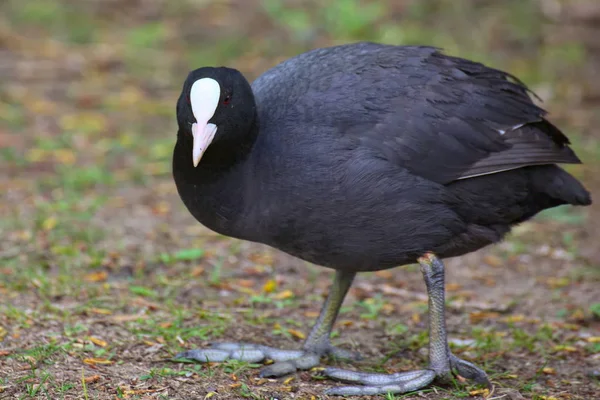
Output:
[{"xmin": 0, "ymin": 0, "xmax": 598, "ymax": 398}]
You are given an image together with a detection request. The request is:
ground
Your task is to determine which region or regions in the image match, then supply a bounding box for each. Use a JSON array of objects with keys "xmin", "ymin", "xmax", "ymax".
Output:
[{"xmin": 0, "ymin": 1, "xmax": 599, "ymax": 399}]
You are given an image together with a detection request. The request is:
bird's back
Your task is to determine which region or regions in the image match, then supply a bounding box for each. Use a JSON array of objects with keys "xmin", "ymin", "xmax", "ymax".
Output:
[
  {"xmin": 252, "ymin": 42, "xmax": 580, "ymax": 185},
  {"xmin": 244, "ymin": 43, "xmax": 590, "ymax": 270}
]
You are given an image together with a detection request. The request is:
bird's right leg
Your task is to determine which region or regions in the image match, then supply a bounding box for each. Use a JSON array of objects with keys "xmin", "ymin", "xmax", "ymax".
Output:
[
  {"xmin": 322, "ymin": 253, "xmax": 490, "ymax": 396},
  {"xmin": 176, "ymin": 270, "xmax": 359, "ymax": 377}
]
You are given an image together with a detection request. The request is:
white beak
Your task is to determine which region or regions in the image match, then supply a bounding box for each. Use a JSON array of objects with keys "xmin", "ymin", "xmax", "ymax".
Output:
[
  {"xmin": 190, "ymin": 78, "xmax": 220, "ymax": 167},
  {"xmin": 192, "ymin": 122, "xmax": 217, "ymax": 167}
]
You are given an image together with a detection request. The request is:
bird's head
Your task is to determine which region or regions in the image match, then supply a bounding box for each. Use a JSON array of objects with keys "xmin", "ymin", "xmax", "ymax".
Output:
[{"xmin": 176, "ymin": 67, "xmax": 256, "ymax": 167}]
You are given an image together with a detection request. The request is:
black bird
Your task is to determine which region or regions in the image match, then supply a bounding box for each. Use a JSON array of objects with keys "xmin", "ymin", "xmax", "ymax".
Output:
[{"xmin": 172, "ymin": 43, "xmax": 591, "ymax": 396}]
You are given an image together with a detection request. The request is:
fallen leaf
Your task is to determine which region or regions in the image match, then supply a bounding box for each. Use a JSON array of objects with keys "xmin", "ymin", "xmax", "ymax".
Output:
[
  {"xmin": 152, "ymin": 201, "xmax": 170, "ymax": 215},
  {"xmin": 26, "ymin": 148, "xmax": 48, "ymax": 162},
  {"xmin": 552, "ymin": 345, "xmax": 577, "ymax": 353},
  {"xmin": 83, "ymin": 358, "xmax": 113, "ymax": 365},
  {"xmin": 273, "ymin": 289, "xmax": 294, "ymax": 299},
  {"xmin": 586, "ymin": 336, "xmax": 600, "ymax": 343},
  {"xmin": 542, "ymin": 367, "xmax": 556, "ymax": 375},
  {"xmin": 503, "ymin": 314, "xmax": 525, "ymax": 323},
  {"xmin": 89, "ymin": 308, "xmax": 112, "ymax": 315},
  {"xmin": 27, "ymin": 98, "xmax": 57, "ymax": 115},
  {"xmin": 288, "ymin": 329, "xmax": 305, "ymax": 340},
  {"xmin": 568, "ymin": 309, "xmax": 585, "ymax": 321},
  {"xmin": 446, "ymin": 283, "xmax": 462, "ymax": 291},
  {"xmin": 375, "ymin": 270, "xmax": 393, "ymax": 279},
  {"xmin": 54, "ymin": 149, "xmax": 76, "ymax": 165},
  {"xmin": 411, "ymin": 312, "xmax": 421, "ymax": 324},
  {"xmin": 42, "ymin": 216, "xmax": 57, "ymax": 231},
  {"xmin": 283, "ymin": 376, "xmax": 294, "ymax": 385},
  {"xmin": 84, "ymin": 271, "xmax": 108, "ymax": 282},
  {"xmin": 89, "ymin": 337, "xmax": 107, "ymax": 347},
  {"xmin": 84, "ymin": 375, "xmax": 101, "ymax": 383},
  {"xmin": 545, "ymin": 277, "xmax": 570, "ymax": 289},
  {"xmin": 304, "ymin": 311, "xmax": 320, "ymax": 318},
  {"xmin": 469, "ymin": 311, "xmax": 500, "ymax": 323},
  {"xmin": 262, "ymin": 279, "xmax": 277, "ymax": 293},
  {"xmin": 469, "ymin": 388, "xmax": 490, "ymax": 397},
  {"xmin": 484, "ymin": 255, "xmax": 503, "ymax": 267},
  {"xmin": 248, "ymin": 252, "xmax": 274, "ymax": 265},
  {"xmin": 236, "ymin": 279, "xmax": 256, "ymax": 288}
]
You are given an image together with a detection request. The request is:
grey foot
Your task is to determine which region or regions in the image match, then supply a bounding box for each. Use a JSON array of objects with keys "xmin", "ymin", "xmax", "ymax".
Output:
[
  {"xmin": 322, "ymin": 353, "xmax": 490, "ymax": 396},
  {"xmin": 176, "ymin": 341, "xmax": 361, "ymax": 378}
]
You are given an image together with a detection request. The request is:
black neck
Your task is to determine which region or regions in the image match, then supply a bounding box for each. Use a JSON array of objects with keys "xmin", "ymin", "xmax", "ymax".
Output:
[{"xmin": 173, "ymin": 124, "xmax": 259, "ymax": 239}]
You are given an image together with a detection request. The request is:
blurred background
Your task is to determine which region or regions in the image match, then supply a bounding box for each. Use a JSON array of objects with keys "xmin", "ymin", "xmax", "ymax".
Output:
[{"xmin": 1, "ymin": 1, "xmax": 598, "ymax": 399}]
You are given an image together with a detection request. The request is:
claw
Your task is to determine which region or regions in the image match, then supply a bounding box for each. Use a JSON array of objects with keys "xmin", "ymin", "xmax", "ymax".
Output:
[
  {"xmin": 450, "ymin": 354, "xmax": 492, "ymax": 387},
  {"xmin": 174, "ymin": 341, "xmax": 359, "ymax": 378}
]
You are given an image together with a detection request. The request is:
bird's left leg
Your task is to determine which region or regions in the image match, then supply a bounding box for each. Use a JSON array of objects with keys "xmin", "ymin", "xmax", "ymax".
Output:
[
  {"xmin": 322, "ymin": 253, "xmax": 491, "ymax": 396},
  {"xmin": 177, "ymin": 270, "xmax": 360, "ymax": 377}
]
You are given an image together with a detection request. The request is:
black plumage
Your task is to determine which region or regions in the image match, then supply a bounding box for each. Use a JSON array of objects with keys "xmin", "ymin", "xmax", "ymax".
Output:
[
  {"xmin": 174, "ymin": 43, "xmax": 589, "ymax": 272},
  {"xmin": 172, "ymin": 42, "xmax": 591, "ymax": 395}
]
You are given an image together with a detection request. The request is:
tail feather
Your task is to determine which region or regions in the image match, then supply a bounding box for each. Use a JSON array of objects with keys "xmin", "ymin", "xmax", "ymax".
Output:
[{"xmin": 531, "ymin": 165, "xmax": 591, "ymax": 207}]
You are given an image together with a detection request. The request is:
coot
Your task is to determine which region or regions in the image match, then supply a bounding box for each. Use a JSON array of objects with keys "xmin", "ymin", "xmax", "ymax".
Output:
[{"xmin": 172, "ymin": 43, "xmax": 591, "ymax": 396}]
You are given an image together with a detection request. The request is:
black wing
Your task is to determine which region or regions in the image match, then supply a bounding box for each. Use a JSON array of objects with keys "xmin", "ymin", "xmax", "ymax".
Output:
[{"xmin": 348, "ymin": 47, "xmax": 580, "ymax": 184}]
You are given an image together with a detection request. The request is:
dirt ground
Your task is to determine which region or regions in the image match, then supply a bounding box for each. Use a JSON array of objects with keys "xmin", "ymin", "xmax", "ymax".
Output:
[{"xmin": 1, "ymin": 1, "xmax": 599, "ymax": 399}]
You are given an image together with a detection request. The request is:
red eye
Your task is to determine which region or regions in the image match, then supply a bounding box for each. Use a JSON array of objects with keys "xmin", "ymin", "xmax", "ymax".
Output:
[{"xmin": 223, "ymin": 95, "xmax": 231, "ymax": 105}]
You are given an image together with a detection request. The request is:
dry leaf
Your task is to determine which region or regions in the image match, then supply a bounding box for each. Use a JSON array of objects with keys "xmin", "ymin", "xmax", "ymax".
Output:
[
  {"xmin": 84, "ymin": 375, "xmax": 101, "ymax": 383},
  {"xmin": 446, "ymin": 283, "xmax": 462, "ymax": 291},
  {"xmin": 288, "ymin": 329, "xmax": 306, "ymax": 340},
  {"xmin": 89, "ymin": 337, "xmax": 107, "ymax": 347},
  {"xmin": 112, "ymin": 314, "xmax": 143, "ymax": 322},
  {"xmin": 553, "ymin": 345, "xmax": 577, "ymax": 353},
  {"xmin": 152, "ymin": 201, "xmax": 170, "ymax": 215},
  {"xmin": 304, "ymin": 311, "xmax": 320, "ymax": 318},
  {"xmin": 236, "ymin": 279, "xmax": 256, "ymax": 288},
  {"xmin": 469, "ymin": 311, "xmax": 500, "ymax": 323},
  {"xmin": 375, "ymin": 270, "xmax": 393, "ymax": 279},
  {"xmin": 89, "ymin": 308, "xmax": 112, "ymax": 315},
  {"xmin": 42, "ymin": 217, "xmax": 57, "ymax": 231},
  {"xmin": 83, "ymin": 357, "xmax": 113, "ymax": 365},
  {"xmin": 273, "ymin": 289, "xmax": 294, "ymax": 299},
  {"xmin": 503, "ymin": 314, "xmax": 525, "ymax": 323},
  {"xmin": 54, "ymin": 149, "xmax": 76, "ymax": 165},
  {"xmin": 283, "ymin": 376, "xmax": 295, "ymax": 385},
  {"xmin": 84, "ymin": 271, "xmax": 108, "ymax": 282},
  {"xmin": 483, "ymin": 255, "xmax": 503, "ymax": 267},
  {"xmin": 262, "ymin": 279, "xmax": 276, "ymax": 293},
  {"xmin": 542, "ymin": 367, "xmax": 556, "ymax": 375},
  {"xmin": 469, "ymin": 388, "xmax": 490, "ymax": 397},
  {"xmin": 411, "ymin": 312, "xmax": 421, "ymax": 324}
]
